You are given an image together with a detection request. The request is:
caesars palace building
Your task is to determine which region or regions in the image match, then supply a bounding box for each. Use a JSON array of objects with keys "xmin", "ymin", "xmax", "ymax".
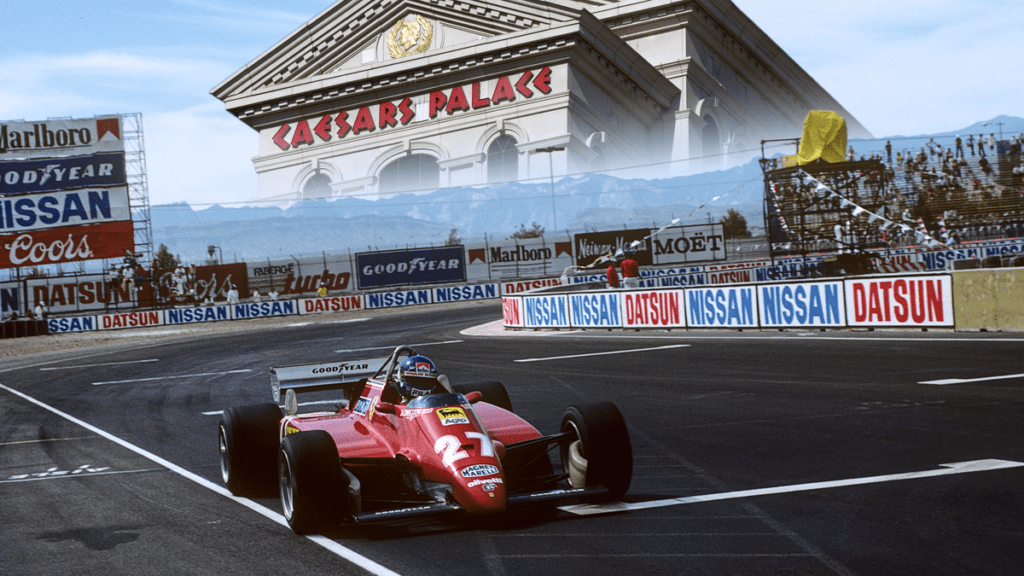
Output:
[{"xmin": 212, "ymin": 0, "xmax": 871, "ymax": 202}]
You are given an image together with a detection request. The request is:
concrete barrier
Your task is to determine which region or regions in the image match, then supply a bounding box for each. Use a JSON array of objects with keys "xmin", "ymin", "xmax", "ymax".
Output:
[{"xmin": 952, "ymin": 268, "xmax": 1024, "ymax": 332}]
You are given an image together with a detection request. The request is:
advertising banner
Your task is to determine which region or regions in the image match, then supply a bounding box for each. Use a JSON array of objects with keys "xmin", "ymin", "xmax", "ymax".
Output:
[
  {"xmin": 917, "ymin": 247, "xmax": 982, "ymax": 271},
  {"xmin": 502, "ymin": 297, "xmax": 523, "ymax": 328},
  {"xmin": 759, "ymin": 281, "xmax": 846, "ymax": 328},
  {"xmin": 0, "ymin": 187, "xmax": 131, "ymax": 234},
  {"xmin": 621, "ymin": 290, "xmax": 685, "ymax": 328},
  {"xmin": 573, "ymin": 228, "xmax": 652, "ymax": 267},
  {"xmin": 845, "ymin": 275, "xmax": 953, "ymax": 327},
  {"xmin": 684, "ymin": 286, "xmax": 758, "ymax": 328},
  {"xmin": 356, "ymin": 246, "xmax": 465, "ymax": 289},
  {"xmin": 0, "ymin": 152, "xmax": 127, "ymax": 196},
  {"xmin": 501, "ymin": 278, "xmax": 563, "ymax": 295},
  {"xmin": 568, "ymin": 292, "xmax": 621, "ymax": 328},
  {"xmin": 433, "ymin": 283, "xmax": 499, "ymax": 303},
  {"xmin": 0, "ymin": 117, "xmax": 123, "ymax": 160},
  {"xmin": 165, "ymin": 306, "xmax": 232, "ymax": 325},
  {"xmin": 46, "ymin": 315, "xmax": 97, "ymax": 334},
  {"xmin": 249, "ymin": 255, "xmax": 354, "ymax": 296},
  {"xmin": 1, "ymin": 281, "xmax": 21, "ymax": 317},
  {"xmin": 365, "ymin": 288, "xmax": 432, "ymax": 309},
  {"xmin": 2, "ymin": 220, "xmax": 134, "ymax": 269},
  {"xmin": 28, "ymin": 273, "xmax": 136, "ymax": 314},
  {"xmin": 521, "ymin": 294, "xmax": 570, "ymax": 328},
  {"xmin": 154, "ymin": 263, "xmax": 249, "ymax": 306},
  {"xmin": 650, "ymin": 224, "xmax": 726, "ymax": 265},
  {"xmin": 231, "ymin": 300, "xmax": 296, "ymax": 320},
  {"xmin": 467, "ymin": 237, "xmax": 574, "ymax": 280},
  {"xmin": 97, "ymin": 310, "xmax": 164, "ymax": 331},
  {"xmin": 298, "ymin": 295, "xmax": 363, "ymax": 315}
]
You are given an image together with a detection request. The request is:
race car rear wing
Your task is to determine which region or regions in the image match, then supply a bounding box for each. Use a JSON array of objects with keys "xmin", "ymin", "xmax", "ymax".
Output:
[{"xmin": 270, "ymin": 357, "xmax": 389, "ymax": 403}]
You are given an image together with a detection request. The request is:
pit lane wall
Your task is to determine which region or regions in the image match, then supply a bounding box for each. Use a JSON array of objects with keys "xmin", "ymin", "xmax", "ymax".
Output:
[{"xmin": 502, "ymin": 273, "xmax": 971, "ymax": 331}]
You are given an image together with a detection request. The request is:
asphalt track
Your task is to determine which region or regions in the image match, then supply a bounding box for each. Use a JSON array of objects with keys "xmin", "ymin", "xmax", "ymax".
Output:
[{"xmin": 2, "ymin": 301, "xmax": 1023, "ymax": 575}]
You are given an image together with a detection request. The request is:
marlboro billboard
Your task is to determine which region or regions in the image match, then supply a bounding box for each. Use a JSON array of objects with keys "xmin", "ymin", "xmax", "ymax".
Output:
[{"xmin": 0, "ymin": 117, "xmax": 123, "ymax": 160}]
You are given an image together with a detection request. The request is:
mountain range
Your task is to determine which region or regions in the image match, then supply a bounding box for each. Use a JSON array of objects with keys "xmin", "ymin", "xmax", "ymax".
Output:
[{"xmin": 151, "ymin": 115, "xmax": 1023, "ymax": 264}]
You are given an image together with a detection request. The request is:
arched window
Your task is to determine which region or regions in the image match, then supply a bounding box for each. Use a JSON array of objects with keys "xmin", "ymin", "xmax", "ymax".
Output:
[
  {"xmin": 487, "ymin": 135, "xmax": 519, "ymax": 184},
  {"xmin": 378, "ymin": 154, "xmax": 440, "ymax": 194},
  {"xmin": 302, "ymin": 171, "xmax": 332, "ymax": 199}
]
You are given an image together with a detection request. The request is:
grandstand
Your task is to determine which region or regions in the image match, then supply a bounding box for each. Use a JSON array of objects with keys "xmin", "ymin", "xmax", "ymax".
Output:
[{"xmin": 760, "ymin": 133, "xmax": 1024, "ymax": 269}]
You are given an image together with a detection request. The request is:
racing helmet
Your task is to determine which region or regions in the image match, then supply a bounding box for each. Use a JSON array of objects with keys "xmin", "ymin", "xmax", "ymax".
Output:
[{"xmin": 396, "ymin": 355, "xmax": 440, "ymax": 398}]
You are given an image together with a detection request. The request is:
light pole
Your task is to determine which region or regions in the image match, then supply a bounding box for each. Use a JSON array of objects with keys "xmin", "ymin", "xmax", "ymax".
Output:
[
  {"xmin": 535, "ymin": 146, "xmax": 564, "ymax": 230},
  {"xmin": 207, "ymin": 245, "xmax": 223, "ymax": 265},
  {"xmin": 983, "ymin": 121, "xmax": 1004, "ymax": 141}
]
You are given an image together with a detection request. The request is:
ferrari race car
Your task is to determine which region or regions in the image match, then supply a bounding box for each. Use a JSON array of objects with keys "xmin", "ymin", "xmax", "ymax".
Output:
[{"xmin": 218, "ymin": 345, "xmax": 632, "ymax": 534}]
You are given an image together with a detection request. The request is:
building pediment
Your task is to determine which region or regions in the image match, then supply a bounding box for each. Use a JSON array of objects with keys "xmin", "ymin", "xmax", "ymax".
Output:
[{"xmin": 212, "ymin": 0, "xmax": 618, "ymax": 103}]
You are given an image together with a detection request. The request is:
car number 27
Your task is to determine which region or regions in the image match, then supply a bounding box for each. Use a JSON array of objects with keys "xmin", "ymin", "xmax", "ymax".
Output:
[{"xmin": 434, "ymin": 432, "xmax": 493, "ymax": 467}]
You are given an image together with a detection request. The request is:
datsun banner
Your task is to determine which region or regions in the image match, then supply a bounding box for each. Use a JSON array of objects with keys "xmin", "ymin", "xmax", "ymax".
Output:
[
  {"xmin": 0, "ymin": 117, "xmax": 123, "ymax": 160},
  {"xmin": 621, "ymin": 290, "xmax": 685, "ymax": 328},
  {"xmin": 684, "ymin": 286, "xmax": 758, "ymax": 328},
  {"xmin": 357, "ymin": 246, "xmax": 465, "ymax": 289},
  {"xmin": 502, "ymin": 297, "xmax": 523, "ymax": 327},
  {"xmin": 845, "ymin": 275, "xmax": 953, "ymax": 327},
  {"xmin": 758, "ymin": 281, "xmax": 846, "ymax": 327},
  {"xmin": 0, "ymin": 152, "xmax": 126, "ymax": 196},
  {"xmin": 298, "ymin": 295, "xmax": 363, "ymax": 315},
  {"xmin": 98, "ymin": 310, "xmax": 164, "ymax": 331}
]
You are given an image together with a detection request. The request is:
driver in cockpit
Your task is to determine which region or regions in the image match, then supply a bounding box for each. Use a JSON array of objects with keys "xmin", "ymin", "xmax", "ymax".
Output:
[{"xmin": 393, "ymin": 355, "xmax": 444, "ymax": 401}]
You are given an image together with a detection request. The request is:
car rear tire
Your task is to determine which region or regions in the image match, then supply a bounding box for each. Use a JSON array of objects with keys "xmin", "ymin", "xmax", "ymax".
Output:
[
  {"xmin": 453, "ymin": 381, "xmax": 513, "ymax": 412},
  {"xmin": 219, "ymin": 403, "xmax": 282, "ymax": 497},
  {"xmin": 279, "ymin": 431, "xmax": 348, "ymax": 535},
  {"xmin": 560, "ymin": 402, "xmax": 632, "ymax": 501}
]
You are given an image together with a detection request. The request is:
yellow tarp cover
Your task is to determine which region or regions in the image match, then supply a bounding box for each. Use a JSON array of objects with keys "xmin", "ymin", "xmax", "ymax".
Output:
[{"xmin": 795, "ymin": 110, "xmax": 848, "ymax": 164}]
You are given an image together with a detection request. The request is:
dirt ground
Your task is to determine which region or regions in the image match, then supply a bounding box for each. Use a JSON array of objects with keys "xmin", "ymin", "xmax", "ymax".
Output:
[{"xmin": 0, "ymin": 301, "xmax": 496, "ymax": 360}]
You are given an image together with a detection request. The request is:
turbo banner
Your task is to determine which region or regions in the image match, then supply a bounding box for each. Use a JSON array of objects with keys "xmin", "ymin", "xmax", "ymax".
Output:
[
  {"xmin": 0, "ymin": 187, "xmax": 131, "ymax": 233},
  {"xmin": 0, "ymin": 117, "xmax": 123, "ymax": 159},
  {"xmin": 1, "ymin": 220, "xmax": 134, "ymax": 269},
  {"xmin": 0, "ymin": 152, "xmax": 127, "ymax": 196}
]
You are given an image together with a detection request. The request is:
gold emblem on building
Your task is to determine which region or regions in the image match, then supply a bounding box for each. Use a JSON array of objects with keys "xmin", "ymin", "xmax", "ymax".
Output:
[{"xmin": 387, "ymin": 15, "xmax": 433, "ymax": 58}]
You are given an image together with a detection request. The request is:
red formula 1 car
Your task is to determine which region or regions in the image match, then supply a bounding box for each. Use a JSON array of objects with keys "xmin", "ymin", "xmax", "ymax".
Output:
[{"xmin": 218, "ymin": 345, "xmax": 632, "ymax": 534}]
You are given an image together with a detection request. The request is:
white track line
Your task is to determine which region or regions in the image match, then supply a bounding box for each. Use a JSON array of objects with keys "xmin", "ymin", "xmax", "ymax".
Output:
[
  {"xmin": 93, "ymin": 370, "xmax": 252, "ymax": 386},
  {"xmin": 919, "ymin": 373, "xmax": 1024, "ymax": 385},
  {"xmin": 560, "ymin": 459, "xmax": 1024, "ymax": 516},
  {"xmin": 41, "ymin": 359, "xmax": 160, "ymax": 371},
  {"xmin": 0, "ymin": 381, "xmax": 404, "ymax": 576},
  {"xmin": 514, "ymin": 344, "xmax": 690, "ymax": 363}
]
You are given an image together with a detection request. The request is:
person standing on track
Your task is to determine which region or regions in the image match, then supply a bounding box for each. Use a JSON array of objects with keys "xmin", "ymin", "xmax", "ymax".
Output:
[{"xmin": 621, "ymin": 250, "xmax": 640, "ymax": 289}]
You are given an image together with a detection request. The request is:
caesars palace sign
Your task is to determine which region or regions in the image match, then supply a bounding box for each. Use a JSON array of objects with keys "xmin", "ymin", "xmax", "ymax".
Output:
[{"xmin": 270, "ymin": 66, "xmax": 553, "ymax": 152}]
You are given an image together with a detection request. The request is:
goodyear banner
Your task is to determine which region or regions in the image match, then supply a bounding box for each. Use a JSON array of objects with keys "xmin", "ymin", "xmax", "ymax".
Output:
[
  {"xmin": 357, "ymin": 246, "xmax": 465, "ymax": 289},
  {"xmin": 0, "ymin": 152, "xmax": 126, "ymax": 196},
  {"xmin": 1, "ymin": 117, "xmax": 123, "ymax": 160}
]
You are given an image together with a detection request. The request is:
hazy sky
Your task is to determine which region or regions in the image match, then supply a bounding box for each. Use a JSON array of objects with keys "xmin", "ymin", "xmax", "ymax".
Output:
[{"xmin": 1, "ymin": 0, "xmax": 1020, "ymax": 208}]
